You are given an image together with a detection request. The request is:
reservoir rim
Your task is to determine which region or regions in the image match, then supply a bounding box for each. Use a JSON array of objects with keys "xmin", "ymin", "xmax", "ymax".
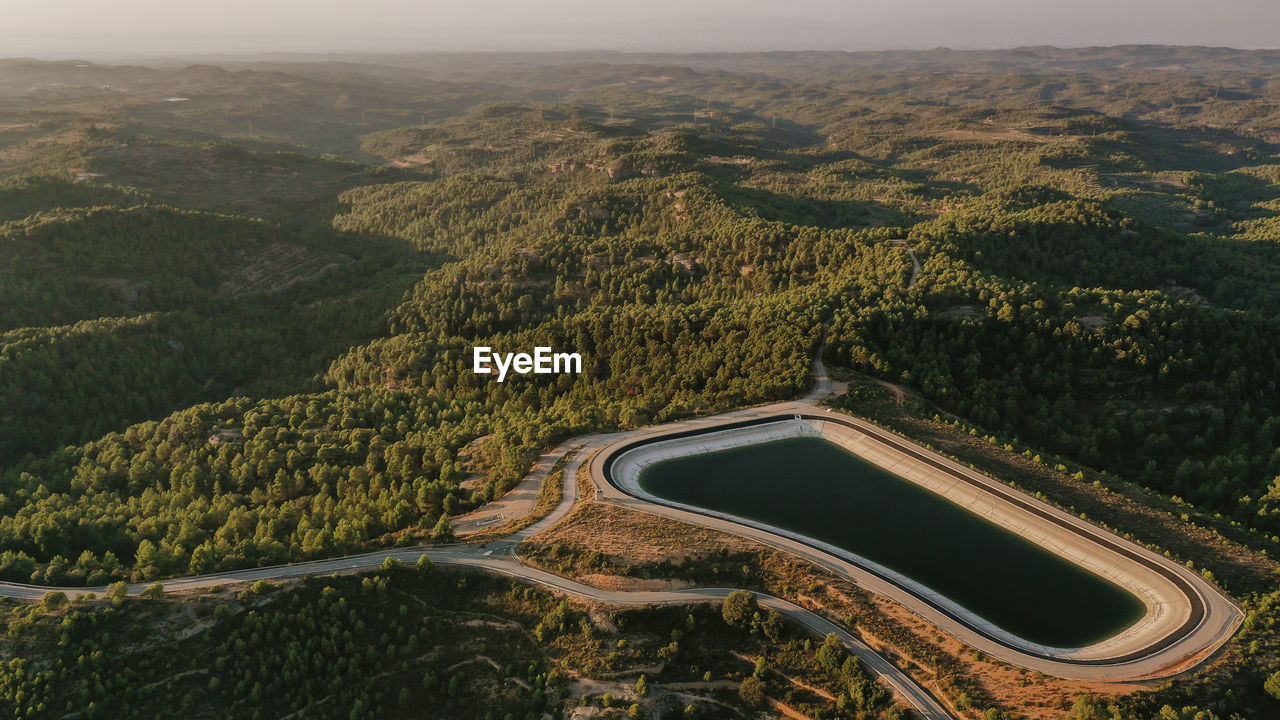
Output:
[{"xmin": 600, "ymin": 412, "xmax": 1210, "ymax": 668}]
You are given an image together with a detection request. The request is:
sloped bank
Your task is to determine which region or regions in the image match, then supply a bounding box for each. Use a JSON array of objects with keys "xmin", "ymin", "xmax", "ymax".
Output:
[{"xmin": 593, "ymin": 408, "xmax": 1243, "ymax": 681}]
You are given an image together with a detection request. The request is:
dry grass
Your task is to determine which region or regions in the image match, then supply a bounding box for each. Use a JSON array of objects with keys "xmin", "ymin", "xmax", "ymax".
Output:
[
  {"xmin": 936, "ymin": 128, "xmax": 1081, "ymax": 144},
  {"xmin": 524, "ymin": 493, "xmax": 1144, "ymax": 719},
  {"xmin": 525, "ymin": 371, "xmax": 1274, "ymax": 717},
  {"xmin": 531, "ymin": 501, "xmax": 758, "ymax": 567}
]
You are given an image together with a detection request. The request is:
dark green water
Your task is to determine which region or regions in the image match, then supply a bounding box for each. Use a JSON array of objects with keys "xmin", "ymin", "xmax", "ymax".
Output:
[{"xmin": 637, "ymin": 436, "xmax": 1145, "ymax": 647}]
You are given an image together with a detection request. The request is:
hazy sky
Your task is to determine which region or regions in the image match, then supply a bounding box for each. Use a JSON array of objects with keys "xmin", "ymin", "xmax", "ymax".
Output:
[{"xmin": 4, "ymin": 0, "xmax": 1280, "ymax": 58}]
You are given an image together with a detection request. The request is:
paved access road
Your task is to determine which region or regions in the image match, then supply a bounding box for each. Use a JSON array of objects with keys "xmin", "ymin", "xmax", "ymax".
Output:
[
  {"xmin": 0, "ymin": 350, "xmax": 957, "ymax": 720},
  {"xmin": 0, "ymin": 430, "xmax": 954, "ymax": 720},
  {"xmin": 0, "ymin": 343, "xmax": 1244, "ymax": 711},
  {"xmin": 0, "ymin": 344, "xmax": 1244, "ymax": 711},
  {"xmin": 587, "ymin": 364, "xmax": 1242, "ymax": 682}
]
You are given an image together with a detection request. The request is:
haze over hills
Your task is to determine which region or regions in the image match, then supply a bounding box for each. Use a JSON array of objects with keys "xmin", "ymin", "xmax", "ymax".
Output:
[
  {"xmin": 0, "ymin": 44, "xmax": 1279, "ymax": 720},
  {"xmin": 5, "ymin": 0, "xmax": 1280, "ymax": 56}
]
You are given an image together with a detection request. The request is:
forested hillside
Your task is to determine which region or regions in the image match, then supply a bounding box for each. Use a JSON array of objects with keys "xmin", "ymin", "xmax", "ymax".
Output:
[{"xmin": 1, "ymin": 48, "xmax": 1279, "ymax": 719}]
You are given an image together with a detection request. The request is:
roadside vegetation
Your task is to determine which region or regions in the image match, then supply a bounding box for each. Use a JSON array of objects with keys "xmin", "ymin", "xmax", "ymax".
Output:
[
  {"xmin": 2, "ymin": 47, "xmax": 1280, "ymax": 718},
  {"xmin": 0, "ymin": 565, "xmax": 906, "ymax": 720}
]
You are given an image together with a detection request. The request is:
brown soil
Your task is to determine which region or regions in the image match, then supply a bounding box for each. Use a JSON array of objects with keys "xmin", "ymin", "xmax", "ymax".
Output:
[
  {"xmin": 1162, "ymin": 285, "xmax": 1211, "ymax": 307},
  {"xmin": 937, "ymin": 128, "xmax": 1080, "ymax": 144},
  {"xmin": 865, "ymin": 591, "xmax": 1145, "ymax": 719},
  {"xmin": 575, "ymin": 574, "xmax": 695, "ymax": 592},
  {"xmin": 531, "ymin": 501, "xmax": 757, "ymax": 567},
  {"xmin": 936, "ymin": 304, "xmax": 986, "ymax": 322},
  {"xmin": 218, "ymin": 242, "xmax": 352, "ymax": 298},
  {"xmin": 1077, "ymin": 315, "xmax": 1110, "ymax": 330},
  {"xmin": 527, "ymin": 497, "xmax": 1141, "ymax": 719}
]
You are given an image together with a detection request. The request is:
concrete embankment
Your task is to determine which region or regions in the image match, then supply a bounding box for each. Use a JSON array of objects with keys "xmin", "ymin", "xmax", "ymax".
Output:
[{"xmin": 594, "ymin": 407, "xmax": 1243, "ymax": 681}]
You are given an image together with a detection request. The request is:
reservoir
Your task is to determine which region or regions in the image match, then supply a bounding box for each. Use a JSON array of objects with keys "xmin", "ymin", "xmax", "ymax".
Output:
[{"xmin": 636, "ymin": 436, "xmax": 1146, "ymax": 647}]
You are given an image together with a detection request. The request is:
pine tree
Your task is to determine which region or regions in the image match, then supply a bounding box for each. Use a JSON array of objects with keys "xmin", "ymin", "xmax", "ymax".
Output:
[{"xmin": 433, "ymin": 515, "xmax": 454, "ymax": 542}]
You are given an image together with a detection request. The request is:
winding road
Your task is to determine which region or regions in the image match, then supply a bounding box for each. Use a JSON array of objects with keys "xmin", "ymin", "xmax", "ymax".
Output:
[
  {"xmin": 0, "ymin": 350, "xmax": 956, "ymax": 720},
  {"xmin": 0, "ymin": 346, "xmax": 1241, "ymax": 719}
]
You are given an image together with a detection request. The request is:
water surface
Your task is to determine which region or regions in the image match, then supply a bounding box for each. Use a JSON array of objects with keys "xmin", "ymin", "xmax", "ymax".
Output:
[{"xmin": 637, "ymin": 435, "xmax": 1145, "ymax": 647}]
